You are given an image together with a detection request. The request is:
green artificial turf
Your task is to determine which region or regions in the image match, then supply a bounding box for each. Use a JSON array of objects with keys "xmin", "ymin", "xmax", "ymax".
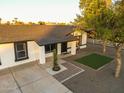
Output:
[{"xmin": 75, "ymin": 53, "xmax": 113, "ymax": 70}]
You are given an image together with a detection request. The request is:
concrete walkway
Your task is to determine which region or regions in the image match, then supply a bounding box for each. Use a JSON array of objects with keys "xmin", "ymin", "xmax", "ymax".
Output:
[
  {"xmin": 0, "ymin": 62, "xmax": 72, "ymax": 93},
  {"xmin": 53, "ymin": 60, "xmax": 84, "ymax": 83}
]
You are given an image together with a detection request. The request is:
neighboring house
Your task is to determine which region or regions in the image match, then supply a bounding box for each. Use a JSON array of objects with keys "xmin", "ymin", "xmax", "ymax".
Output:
[{"xmin": 0, "ymin": 25, "xmax": 87, "ymax": 70}]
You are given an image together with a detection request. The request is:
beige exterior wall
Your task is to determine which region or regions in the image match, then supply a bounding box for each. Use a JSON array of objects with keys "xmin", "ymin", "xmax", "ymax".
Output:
[
  {"xmin": 57, "ymin": 43, "xmax": 61, "ymax": 55},
  {"xmin": 67, "ymin": 41, "xmax": 77, "ymax": 55},
  {"xmin": 0, "ymin": 40, "xmax": 81, "ymax": 70},
  {"xmin": 70, "ymin": 41, "xmax": 77, "ymax": 55},
  {"xmin": 67, "ymin": 42, "xmax": 72, "ymax": 53},
  {"xmin": 73, "ymin": 31, "xmax": 87, "ymax": 49},
  {"xmin": 39, "ymin": 46, "xmax": 46, "ymax": 64},
  {"xmin": 0, "ymin": 41, "xmax": 40, "ymax": 70}
]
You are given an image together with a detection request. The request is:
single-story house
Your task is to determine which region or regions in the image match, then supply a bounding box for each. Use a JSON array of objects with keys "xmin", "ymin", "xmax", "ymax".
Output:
[{"xmin": 0, "ymin": 25, "xmax": 87, "ymax": 70}]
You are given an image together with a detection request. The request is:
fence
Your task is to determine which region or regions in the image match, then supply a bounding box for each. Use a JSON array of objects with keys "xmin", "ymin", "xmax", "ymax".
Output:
[{"xmin": 87, "ymin": 38, "xmax": 124, "ymax": 49}]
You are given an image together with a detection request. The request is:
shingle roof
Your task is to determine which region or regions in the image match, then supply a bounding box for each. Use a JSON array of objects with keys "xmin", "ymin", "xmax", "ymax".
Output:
[{"xmin": 0, "ymin": 25, "xmax": 78, "ymax": 45}]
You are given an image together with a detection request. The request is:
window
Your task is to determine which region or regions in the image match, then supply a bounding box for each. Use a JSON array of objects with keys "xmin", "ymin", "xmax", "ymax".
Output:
[
  {"xmin": 14, "ymin": 42, "xmax": 28, "ymax": 61},
  {"xmin": 45, "ymin": 44, "xmax": 57, "ymax": 53}
]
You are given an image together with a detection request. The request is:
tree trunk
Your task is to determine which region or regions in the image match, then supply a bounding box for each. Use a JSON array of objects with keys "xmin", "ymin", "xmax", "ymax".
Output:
[
  {"xmin": 102, "ymin": 41, "xmax": 107, "ymax": 54},
  {"xmin": 115, "ymin": 46, "xmax": 122, "ymax": 78}
]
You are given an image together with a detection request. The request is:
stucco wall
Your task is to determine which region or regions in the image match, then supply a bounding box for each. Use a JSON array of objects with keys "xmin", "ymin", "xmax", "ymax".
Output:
[
  {"xmin": 0, "ymin": 38, "xmax": 86, "ymax": 69},
  {"xmin": 0, "ymin": 41, "xmax": 69, "ymax": 69},
  {"xmin": 67, "ymin": 42, "xmax": 72, "ymax": 53},
  {"xmin": 0, "ymin": 41, "xmax": 40, "ymax": 70},
  {"xmin": 81, "ymin": 32, "xmax": 87, "ymax": 45},
  {"xmin": 80, "ymin": 32, "xmax": 87, "ymax": 49}
]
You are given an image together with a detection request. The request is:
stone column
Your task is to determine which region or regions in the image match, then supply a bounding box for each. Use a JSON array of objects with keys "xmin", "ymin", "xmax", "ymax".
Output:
[
  {"xmin": 71, "ymin": 41, "xmax": 76, "ymax": 55},
  {"xmin": 39, "ymin": 46, "xmax": 46, "ymax": 64},
  {"xmin": 57, "ymin": 43, "xmax": 61, "ymax": 55}
]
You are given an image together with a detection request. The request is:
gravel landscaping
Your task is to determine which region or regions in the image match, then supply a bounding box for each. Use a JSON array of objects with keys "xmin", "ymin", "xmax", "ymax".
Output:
[{"xmin": 63, "ymin": 43, "xmax": 124, "ymax": 93}]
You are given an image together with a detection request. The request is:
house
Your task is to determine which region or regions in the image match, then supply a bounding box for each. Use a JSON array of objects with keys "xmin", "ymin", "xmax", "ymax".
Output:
[{"xmin": 0, "ymin": 25, "xmax": 87, "ymax": 70}]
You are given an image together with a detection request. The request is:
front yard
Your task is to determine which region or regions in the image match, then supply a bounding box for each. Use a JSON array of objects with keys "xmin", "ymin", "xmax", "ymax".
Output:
[
  {"xmin": 63, "ymin": 43, "xmax": 124, "ymax": 93},
  {"xmin": 0, "ymin": 43, "xmax": 123, "ymax": 93}
]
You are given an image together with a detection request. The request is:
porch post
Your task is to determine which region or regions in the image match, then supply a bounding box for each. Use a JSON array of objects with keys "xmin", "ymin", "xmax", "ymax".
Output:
[
  {"xmin": 71, "ymin": 41, "xmax": 76, "ymax": 55},
  {"xmin": 57, "ymin": 43, "xmax": 61, "ymax": 55},
  {"xmin": 80, "ymin": 32, "xmax": 87, "ymax": 49},
  {"xmin": 39, "ymin": 46, "xmax": 46, "ymax": 64}
]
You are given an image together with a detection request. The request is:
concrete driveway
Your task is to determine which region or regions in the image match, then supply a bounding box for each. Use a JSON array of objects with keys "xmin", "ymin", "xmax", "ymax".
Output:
[{"xmin": 0, "ymin": 62, "xmax": 72, "ymax": 93}]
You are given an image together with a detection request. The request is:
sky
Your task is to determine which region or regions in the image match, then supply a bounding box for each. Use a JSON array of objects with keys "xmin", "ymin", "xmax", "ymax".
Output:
[{"xmin": 0, "ymin": 0, "xmax": 80, "ymax": 23}]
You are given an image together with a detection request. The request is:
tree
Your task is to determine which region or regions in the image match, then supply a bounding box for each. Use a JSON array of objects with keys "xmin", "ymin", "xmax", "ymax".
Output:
[
  {"xmin": 75, "ymin": 0, "xmax": 112, "ymax": 54},
  {"xmin": 94, "ymin": 5, "xmax": 112, "ymax": 54},
  {"xmin": 76, "ymin": 0, "xmax": 124, "ymax": 78},
  {"xmin": 14, "ymin": 17, "xmax": 18, "ymax": 24},
  {"xmin": 5, "ymin": 21, "xmax": 11, "ymax": 25},
  {"xmin": 28, "ymin": 22, "xmax": 36, "ymax": 25},
  {"xmin": 15, "ymin": 21, "xmax": 24, "ymax": 25},
  {"xmin": 85, "ymin": 0, "xmax": 124, "ymax": 78},
  {"xmin": 84, "ymin": 0, "xmax": 112, "ymax": 54},
  {"xmin": 110, "ymin": 0, "xmax": 124, "ymax": 78},
  {"xmin": 38, "ymin": 21, "xmax": 45, "ymax": 25}
]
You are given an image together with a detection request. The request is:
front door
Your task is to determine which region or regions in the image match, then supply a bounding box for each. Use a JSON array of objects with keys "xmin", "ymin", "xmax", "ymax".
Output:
[{"xmin": 61, "ymin": 42, "xmax": 67, "ymax": 53}]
